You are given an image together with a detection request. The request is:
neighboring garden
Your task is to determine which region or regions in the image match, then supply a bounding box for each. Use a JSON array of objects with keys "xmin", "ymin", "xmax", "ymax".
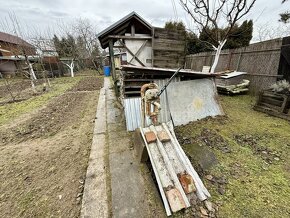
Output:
[
  {"xmin": 175, "ymin": 95, "xmax": 290, "ymax": 218},
  {"xmin": 0, "ymin": 71, "xmax": 103, "ymax": 217}
]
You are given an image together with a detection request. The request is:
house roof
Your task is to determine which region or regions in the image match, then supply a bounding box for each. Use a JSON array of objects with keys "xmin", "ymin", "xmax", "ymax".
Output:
[
  {"xmin": 98, "ymin": 11, "xmax": 152, "ymax": 49},
  {"xmin": 0, "ymin": 31, "xmax": 34, "ymax": 48}
]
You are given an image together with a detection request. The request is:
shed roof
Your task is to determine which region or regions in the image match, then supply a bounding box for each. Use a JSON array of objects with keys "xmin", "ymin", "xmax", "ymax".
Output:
[
  {"xmin": 0, "ymin": 32, "xmax": 33, "ymax": 48},
  {"xmin": 98, "ymin": 11, "xmax": 152, "ymax": 49},
  {"xmin": 121, "ymin": 65, "xmax": 216, "ymax": 78}
]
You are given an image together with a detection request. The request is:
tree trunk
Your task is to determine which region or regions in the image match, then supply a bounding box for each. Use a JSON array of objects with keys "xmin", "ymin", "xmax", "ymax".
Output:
[
  {"xmin": 63, "ymin": 60, "xmax": 75, "ymax": 77},
  {"xmin": 70, "ymin": 66, "xmax": 74, "ymax": 77},
  {"xmin": 70, "ymin": 60, "xmax": 75, "ymax": 77},
  {"xmin": 210, "ymin": 39, "xmax": 227, "ymax": 74},
  {"xmin": 29, "ymin": 63, "xmax": 37, "ymax": 80},
  {"xmin": 24, "ymin": 55, "xmax": 37, "ymax": 91}
]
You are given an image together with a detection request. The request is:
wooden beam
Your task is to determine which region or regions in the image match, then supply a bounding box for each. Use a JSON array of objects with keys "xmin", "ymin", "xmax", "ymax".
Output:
[
  {"xmin": 108, "ymin": 39, "xmax": 116, "ymax": 81},
  {"xmin": 131, "ymin": 24, "xmax": 135, "ymax": 36},
  {"xmin": 151, "ymin": 28, "xmax": 155, "ymax": 66},
  {"xmin": 118, "ymin": 39, "xmax": 146, "ymax": 67},
  {"xmin": 108, "ymin": 35, "xmax": 152, "ymax": 40},
  {"xmin": 113, "ymin": 46, "xmax": 124, "ymax": 48}
]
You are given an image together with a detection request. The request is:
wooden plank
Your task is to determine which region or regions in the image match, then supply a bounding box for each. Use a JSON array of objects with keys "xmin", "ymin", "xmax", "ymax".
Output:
[
  {"xmin": 108, "ymin": 40, "xmax": 116, "ymax": 81},
  {"xmin": 124, "ymin": 91, "xmax": 141, "ymax": 95},
  {"xmin": 261, "ymin": 96, "xmax": 283, "ymax": 106},
  {"xmin": 131, "ymin": 24, "xmax": 135, "ymax": 36},
  {"xmin": 254, "ymin": 105, "xmax": 290, "ymax": 121},
  {"xmin": 280, "ymin": 95, "xmax": 290, "ymax": 113},
  {"xmin": 124, "ymin": 78, "xmax": 153, "ymax": 82},
  {"xmin": 151, "ymin": 28, "xmax": 155, "ymax": 66},
  {"xmin": 259, "ymin": 102, "xmax": 281, "ymax": 111},
  {"xmin": 124, "ymin": 85, "xmax": 142, "ymax": 89},
  {"xmin": 108, "ymin": 35, "xmax": 152, "ymax": 40},
  {"xmin": 153, "ymin": 47, "xmax": 185, "ymax": 52}
]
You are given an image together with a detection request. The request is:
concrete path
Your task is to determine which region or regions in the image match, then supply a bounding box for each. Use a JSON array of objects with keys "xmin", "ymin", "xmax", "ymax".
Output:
[{"xmin": 81, "ymin": 77, "xmax": 164, "ymax": 218}]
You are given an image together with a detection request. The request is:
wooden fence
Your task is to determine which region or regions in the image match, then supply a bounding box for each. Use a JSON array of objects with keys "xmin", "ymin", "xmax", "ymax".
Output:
[
  {"xmin": 153, "ymin": 28, "xmax": 185, "ymax": 68},
  {"xmin": 185, "ymin": 38, "xmax": 283, "ymax": 95}
]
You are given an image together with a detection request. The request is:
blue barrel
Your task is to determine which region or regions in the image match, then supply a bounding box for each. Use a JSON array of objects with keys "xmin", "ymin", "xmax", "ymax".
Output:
[{"xmin": 103, "ymin": 66, "xmax": 111, "ymax": 77}]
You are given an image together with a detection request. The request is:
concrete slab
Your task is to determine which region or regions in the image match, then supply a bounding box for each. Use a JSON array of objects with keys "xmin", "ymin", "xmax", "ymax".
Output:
[
  {"xmin": 81, "ymin": 86, "xmax": 108, "ymax": 218},
  {"xmin": 108, "ymin": 136, "xmax": 132, "ymax": 154},
  {"xmin": 106, "ymin": 78, "xmax": 151, "ymax": 218},
  {"xmin": 109, "ymin": 150, "xmax": 147, "ymax": 217},
  {"xmin": 94, "ymin": 88, "xmax": 107, "ymax": 134},
  {"xmin": 82, "ymin": 77, "xmax": 164, "ymax": 218}
]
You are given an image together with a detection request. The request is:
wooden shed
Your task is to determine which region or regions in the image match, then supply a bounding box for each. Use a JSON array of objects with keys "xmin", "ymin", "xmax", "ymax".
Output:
[{"xmin": 97, "ymin": 12, "xmax": 186, "ymax": 82}]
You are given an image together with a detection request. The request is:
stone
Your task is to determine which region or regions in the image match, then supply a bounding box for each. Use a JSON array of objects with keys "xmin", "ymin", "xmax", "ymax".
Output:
[
  {"xmin": 205, "ymin": 174, "xmax": 213, "ymax": 181},
  {"xmin": 216, "ymin": 177, "xmax": 228, "ymax": 185},
  {"xmin": 157, "ymin": 130, "xmax": 171, "ymax": 142},
  {"xmin": 200, "ymin": 207, "xmax": 208, "ymax": 216},
  {"xmin": 144, "ymin": 131, "xmax": 157, "ymax": 144},
  {"xmin": 218, "ymin": 186, "xmax": 225, "ymax": 195},
  {"xmin": 204, "ymin": 200, "xmax": 214, "ymax": 212}
]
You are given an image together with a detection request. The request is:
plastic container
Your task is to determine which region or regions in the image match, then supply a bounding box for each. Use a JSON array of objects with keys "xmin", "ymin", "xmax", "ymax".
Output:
[{"xmin": 103, "ymin": 66, "xmax": 111, "ymax": 77}]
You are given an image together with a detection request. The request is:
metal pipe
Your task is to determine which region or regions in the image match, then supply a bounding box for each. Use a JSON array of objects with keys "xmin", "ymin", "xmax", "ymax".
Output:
[{"xmin": 157, "ymin": 67, "xmax": 182, "ymax": 97}]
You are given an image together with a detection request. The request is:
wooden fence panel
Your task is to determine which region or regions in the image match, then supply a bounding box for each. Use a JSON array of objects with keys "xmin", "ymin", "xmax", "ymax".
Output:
[
  {"xmin": 152, "ymin": 28, "xmax": 186, "ymax": 68},
  {"xmin": 185, "ymin": 38, "xmax": 283, "ymax": 95}
]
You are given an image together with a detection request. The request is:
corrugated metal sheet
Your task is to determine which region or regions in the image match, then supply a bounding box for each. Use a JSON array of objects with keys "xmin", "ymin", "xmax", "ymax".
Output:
[
  {"xmin": 155, "ymin": 77, "xmax": 180, "ymax": 123},
  {"xmin": 124, "ymin": 97, "xmax": 141, "ymax": 131},
  {"xmin": 123, "ymin": 77, "xmax": 223, "ymax": 131},
  {"xmin": 166, "ymin": 78, "xmax": 224, "ymax": 126},
  {"xmin": 124, "ymin": 77, "xmax": 180, "ymax": 131}
]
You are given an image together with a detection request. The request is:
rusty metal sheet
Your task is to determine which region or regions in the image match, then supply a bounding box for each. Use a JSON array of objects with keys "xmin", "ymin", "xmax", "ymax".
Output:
[
  {"xmin": 124, "ymin": 77, "xmax": 180, "ymax": 131},
  {"xmin": 166, "ymin": 78, "xmax": 224, "ymax": 126}
]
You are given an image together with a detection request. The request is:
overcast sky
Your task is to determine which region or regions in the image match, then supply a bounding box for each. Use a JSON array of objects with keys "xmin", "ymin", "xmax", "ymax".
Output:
[{"xmin": 0, "ymin": 0, "xmax": 289, "ymax": 42}]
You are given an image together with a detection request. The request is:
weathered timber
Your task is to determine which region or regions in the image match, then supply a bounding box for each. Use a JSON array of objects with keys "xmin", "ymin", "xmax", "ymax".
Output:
[
  {"xmin": 152, "ymin": 27, "xmax": 186, "ymax": 68},
  {"xmin": 254, "ymin": 90, "xmax": 290, "ymax": 120}
]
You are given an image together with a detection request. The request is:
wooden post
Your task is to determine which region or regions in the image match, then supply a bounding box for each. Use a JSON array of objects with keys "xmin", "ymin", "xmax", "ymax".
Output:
[
  {"xmin": 280, "ymin": 95, "xmax": 290, "ymax": 113},
  {"xmin": 131, "ymin": 24, "xmax": 135, "ymax": 36},
  {"xmin": 109, "ymin": 39, "xmax": 115, "ymax": 81},
  {"xmin": 151, "ymin": 28, "xmax": 155, "ymax": 67}
]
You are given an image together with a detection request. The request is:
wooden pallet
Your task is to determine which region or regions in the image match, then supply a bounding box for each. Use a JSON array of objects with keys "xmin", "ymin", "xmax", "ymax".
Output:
[{"xmin": 254, "ymin": 90, "xmax": 290, "ymax": 121}]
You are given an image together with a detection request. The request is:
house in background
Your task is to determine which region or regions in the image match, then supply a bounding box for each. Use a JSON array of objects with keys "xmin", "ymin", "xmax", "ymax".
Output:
[
  {"xmin": 32, "ymin": 38, "xmax": 63, "ymax": 77},
  {"xmin": 106, "ymin": 52, "xmax": 127, "ymax": 69},
  {"xmin": 0, "ymin": 31, "xmax": 36, "ymax": 75}
]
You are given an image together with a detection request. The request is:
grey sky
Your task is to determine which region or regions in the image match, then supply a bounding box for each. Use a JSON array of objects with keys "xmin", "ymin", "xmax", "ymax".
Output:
[{"xmin": 0, "ymin": 0, "xmax": 289, "ymax": 42}]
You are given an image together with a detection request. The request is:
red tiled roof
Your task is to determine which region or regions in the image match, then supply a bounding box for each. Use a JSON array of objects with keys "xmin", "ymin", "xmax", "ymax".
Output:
[{"xmin": 0, "ymin": 31, "xmax": 33, "ymax": 47}]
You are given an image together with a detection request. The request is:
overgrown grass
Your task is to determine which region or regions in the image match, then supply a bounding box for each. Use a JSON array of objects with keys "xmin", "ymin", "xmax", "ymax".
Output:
[
  {"xmin": 177, "ymin": 95, "xmax": 290, "ymax": 218},
  {"xmin": 0, "ymin": 77, "xmax": 81, "ymax": 126}
]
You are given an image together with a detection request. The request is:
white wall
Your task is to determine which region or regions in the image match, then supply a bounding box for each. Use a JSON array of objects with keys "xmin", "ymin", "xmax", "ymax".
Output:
[{"xmin": 124, "ymin": 34, "xmax": 152, "ymax": 67}]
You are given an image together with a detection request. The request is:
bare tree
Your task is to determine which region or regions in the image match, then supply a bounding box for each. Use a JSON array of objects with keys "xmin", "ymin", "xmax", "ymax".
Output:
[
  {"xmin": 180, "ymin": 0, "xmax": 256, "ymax": 73},
  {"xmin": 254, "ymin": 22, "xmax": 290, "ymax": 42},
  {"xmin": 72, "ymin": 18, "xmax": 100, "ymax": 71},
  {"xmin": 0, "ymin": 12, "xmax": 38, "ymax": 92}
]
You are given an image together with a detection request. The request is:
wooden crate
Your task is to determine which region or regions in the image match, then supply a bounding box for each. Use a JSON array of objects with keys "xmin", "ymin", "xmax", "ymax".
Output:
[{"xmin": 254, "ymin": 90, "xmax": 290, "ymax": 121}]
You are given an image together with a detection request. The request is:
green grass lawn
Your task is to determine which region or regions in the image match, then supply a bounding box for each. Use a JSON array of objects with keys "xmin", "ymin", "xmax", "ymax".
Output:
[
  {"xmin": 0, "ymin": 77, "xmax": 81, "ymax": 126},
  {"xmin": 176, "ymin": 95, "xmax": 290, "ymax": 218}
]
